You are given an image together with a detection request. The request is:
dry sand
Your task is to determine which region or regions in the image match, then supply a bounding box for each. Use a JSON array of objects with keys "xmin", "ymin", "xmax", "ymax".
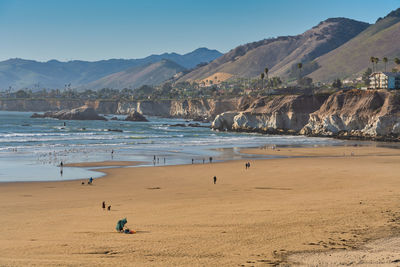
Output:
[{"xmin": 2, "ymin": 145, "xmax": 400, "ymax": 266}]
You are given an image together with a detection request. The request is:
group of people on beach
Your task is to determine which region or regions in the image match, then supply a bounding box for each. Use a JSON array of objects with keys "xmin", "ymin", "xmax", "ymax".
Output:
[
  {"xmin": 245, "ymin": 162, "xmax": 251, "ymax": 170},
  {"xmin": 153, "ymin": 155, "xmax": 166, "ymax": 165},
  {"xmin": 102, "ymin": 201, "xmax": 111, "ymax": 211}
]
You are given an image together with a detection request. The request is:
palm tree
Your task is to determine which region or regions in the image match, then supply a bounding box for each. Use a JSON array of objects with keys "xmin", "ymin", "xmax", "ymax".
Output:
[
  {"xmin": 370, "ymin": 56, "xmax": 376, "ymax": 72},
  {"xmin": 395, "ymin": 57, "xmax": 400, "ymax": 68},
  {"xmin": 297, "ymin": 63, "xmax": 303, "ymax": 82},
  {"xmin": 383, "ymin": 57, "xmax": 388, "ymax": 72},
  {"xmin": 375, "ymin": 57, "xmax": 380, "ymax": 71},
  {"xmin": 260, "ymin": 73, "xmax": 265, "ymax": 90},
  {"xmin": 374, "ymin": 58, "xmax": 380, "ymax": 88}
]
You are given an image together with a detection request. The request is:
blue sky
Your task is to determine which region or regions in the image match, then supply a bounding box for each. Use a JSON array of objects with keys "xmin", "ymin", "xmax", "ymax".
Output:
[{"xmin": 0, "ymin": 0, "xmax": 399, "ymax": 61}]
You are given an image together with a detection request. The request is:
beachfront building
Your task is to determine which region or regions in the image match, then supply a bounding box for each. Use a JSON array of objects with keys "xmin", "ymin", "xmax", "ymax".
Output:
[{"xmin": 369, "ymin": 72, "xmax": 400, "ymax": 89}]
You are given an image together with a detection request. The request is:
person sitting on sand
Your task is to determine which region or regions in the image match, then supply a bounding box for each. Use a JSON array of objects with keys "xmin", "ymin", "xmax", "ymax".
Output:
[
  {"xmin": 108, "ymin": 205, "xmax": 111, "ymax": 211},
  {"xmin": 116, "ymin": 218, "xmax": 127, "ymax": 232},
  {"xmin": 116, "ymin": 218, "xmax": 135, "ymax": 234}
]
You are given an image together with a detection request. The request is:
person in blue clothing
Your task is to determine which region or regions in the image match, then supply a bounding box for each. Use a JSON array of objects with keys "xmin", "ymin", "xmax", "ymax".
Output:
[
  {"xmin": 88, "ymin": 177, "xmax": 93, "ymax": 185},
  {"xmin": 116, "ymin": 218, "xmax": 127, "ymax": 232}
]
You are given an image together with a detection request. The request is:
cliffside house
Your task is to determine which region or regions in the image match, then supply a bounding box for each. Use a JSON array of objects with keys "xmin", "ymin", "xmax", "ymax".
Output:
[{"xmin": 369, "ymin": 72, "xmax": 400, "ymax": 89}]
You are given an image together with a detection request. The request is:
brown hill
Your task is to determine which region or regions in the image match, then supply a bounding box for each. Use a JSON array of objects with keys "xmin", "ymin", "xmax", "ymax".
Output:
[
  {"xmin": 179, "ymin": 18, "xmax": 369, "ymax": 82},
  {"xmin": 309, "ymin": 9, "xmax": 400, "ymax": 81},
  {"xmin": 82, "ymin": 59, "xmax": 185, "ymax": 90}
]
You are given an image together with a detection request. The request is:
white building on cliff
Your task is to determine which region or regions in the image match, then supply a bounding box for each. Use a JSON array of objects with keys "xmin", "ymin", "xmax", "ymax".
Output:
[{"xmin": 369, "ymin": 72, "xmax": 400, "ymax": 89}]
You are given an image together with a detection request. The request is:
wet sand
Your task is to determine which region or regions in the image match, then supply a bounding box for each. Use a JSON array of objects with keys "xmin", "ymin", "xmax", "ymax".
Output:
[
  {"xmin": 1, "ymin": 145, "xmax": 400, "ymax": 266},
  {"xmin": 65, "ymin": 161, "xmax": 142, "ymax": 167}
]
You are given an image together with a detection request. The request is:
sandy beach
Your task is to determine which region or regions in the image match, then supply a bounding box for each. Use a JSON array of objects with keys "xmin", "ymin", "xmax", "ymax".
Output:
[{"xmin": 2, "ymin": 145, "xmax": 400, "ymax": 266}]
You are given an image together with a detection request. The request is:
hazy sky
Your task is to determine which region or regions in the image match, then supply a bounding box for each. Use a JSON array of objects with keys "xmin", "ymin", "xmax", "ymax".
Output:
[{"xmin": 0, "ymin": 0, "xmax": 399, "ymax": 61}]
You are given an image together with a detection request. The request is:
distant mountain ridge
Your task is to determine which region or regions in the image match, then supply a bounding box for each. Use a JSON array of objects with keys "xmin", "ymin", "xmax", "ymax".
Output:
[
  {"xmin": 82, "ymin": 59, "xmax": 186, "ymax": 90},
  {"xmin": 0, "ymin": 48, "xmax": 222, "ymax": 90},
  {"xmin": 178, "ymin": 17, "xmax": 370, "ymax": 82}
]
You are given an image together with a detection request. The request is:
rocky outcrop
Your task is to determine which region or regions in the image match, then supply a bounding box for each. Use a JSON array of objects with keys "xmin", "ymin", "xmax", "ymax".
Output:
[
  {"xmin": 125, "ymin": 111, "xmax": 148, "ymax": 122},
  {"xmin": 300, "ymin": 90, "xmax": 400, "ymax": 140},
  {"xmin": 115, "ymin": 97, "xmax": 249, "ymax": 120},
  {"xmin": 1, "ymin": 97, "xmax": 248, "ymax": 120},
  {"xmin": 31, "ymin": 105, "xmax": 107, "ymax": 120},
  {"xmin": 212, "ymin": 90, "xmax": 400, "ymax": 141},
  {"xmin": 212, "ymin": 95, "xmax": 328, "ymax": 134}
]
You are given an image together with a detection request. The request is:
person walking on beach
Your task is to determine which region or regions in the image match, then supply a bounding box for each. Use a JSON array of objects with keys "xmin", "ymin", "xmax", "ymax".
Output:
[
  {"xmin": 213, "ymin": 176, "xmax": 217, "ymax": 184},
  {"xmin": 203, "ymin": 158, "xmax": 205, "ymax": 164},
  {"xmin": 247, "ymin": 162, "xmax": 251, "ymax": 169},
  {"xmin": 102, "ymin": 201, "xmax": 106, "ymax": 210},
  {"xmin": 209, "ymin": 157, "xmax": 213, "ymax": 163},
  {"xmin": 192, "ymin": 158, "xmax": 194, "ymax": 164},
  {"xmin": 245, "ymin": 162, "xmax": 248, "ymax": 170},
  {"xmin": 88, "ymin": 177, "xmax": 93, "ymax": 185}
]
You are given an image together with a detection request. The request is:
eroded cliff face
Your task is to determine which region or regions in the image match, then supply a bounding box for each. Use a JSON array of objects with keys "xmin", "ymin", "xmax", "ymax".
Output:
[
  {"xmin": 115, "ymin": 98, "xmax": 247, "ymax": 119},
  {"xmin": 212, "ymin": 90, "xmax": 400, "ymax": 141},
  {"xmin": 300, "ymin": 90, "xmax": 400, "ymax": 139},
  {"xmin": 212, "ymin": 95, "xmax": 327, "ymax": 133},
  {"xmin": 0, "ymin": 97, "xmax": 247, "ymax": 120},
  {"xmin": 0, "ymin": 99, "xmax": 86, "ymax": 112}
]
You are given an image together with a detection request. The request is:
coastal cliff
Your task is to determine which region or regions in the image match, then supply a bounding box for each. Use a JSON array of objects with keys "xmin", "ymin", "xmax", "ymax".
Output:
[
  {"xmin": 0, "ymin": 98, "xmax": 246, "ymax": 120},
  {"xmin": 300, "ymin": 90, "xmax": 400, "ymax": 140},
  {"xmin": 212, "ymin": 95, "xmax": 328, "ymax": 133},
  {"xmin": 212, "ymin": 90, "xmax": 400, "ymax": 141}
]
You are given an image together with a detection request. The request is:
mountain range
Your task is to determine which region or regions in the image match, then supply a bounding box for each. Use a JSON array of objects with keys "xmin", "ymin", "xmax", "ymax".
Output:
[
  {"xmin": 2, "ymin": 7, "xmax": 400, "ymax": 90},
  {"xmin": 0, "ymin": 48, "xmax": 222, "ymax": 90},
  {"xmin": 181, "ymin": 8, "xmax": 400, "ymax": 83}
]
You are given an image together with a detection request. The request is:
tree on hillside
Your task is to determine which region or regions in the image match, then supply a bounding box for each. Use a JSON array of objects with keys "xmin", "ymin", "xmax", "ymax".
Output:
[
  {"xmin": 332, "ymin": 79, "xmax": 342, "ymax": 89},
  {"xmin": 297, "ymin": 63, "xmax": 303, "ymax": 80},
  {"xmin": 298, "ymin": 77, "xmax": 312, "ymax": 87},
  {"xmin": 383, "ymin": 57, "xmax": 388, "ymax": 72},
  {"xmin": 260, "ymin": 73, "xmax": 265, "ymax": 90},
  {"xmin": 395, "ymin": 57, "xmax": 400, "ymax": 69},
  {"xmin": 268, "ymin": 77, "xmax": 282, "ymax": 88},
  {"xmin": 264, "ymin": 67, "xmax": 269, "ymax": 87},
  {"xmin": 370, "ymin": 57, "xmax": 375, "ymax": 72},
  {"xmin": 375, "ymin": 57, "xmax": 380, "ymax": 71},
  {"xmin": 362, "ymin": 68, "xmax": 372, "ymax": 85}
]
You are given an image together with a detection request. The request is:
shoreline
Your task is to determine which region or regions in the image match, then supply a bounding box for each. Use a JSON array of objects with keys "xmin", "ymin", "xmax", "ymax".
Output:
[{"xmin": 2, "ymin": 145, "xmax": 400, "ymax": 265}]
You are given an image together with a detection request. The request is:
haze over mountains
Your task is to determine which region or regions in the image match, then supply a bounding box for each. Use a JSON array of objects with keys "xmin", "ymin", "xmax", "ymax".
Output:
[
  {"xmin": 0, "ymin": 48, "xmax": 222, "ymax": 90},
  {"xmin": 2, "ymin": 7, "xmax": 400, "ymax": 90},
  {"xmin": 82, "ymin": 59, "xmax": 186, "ymax": 90}
]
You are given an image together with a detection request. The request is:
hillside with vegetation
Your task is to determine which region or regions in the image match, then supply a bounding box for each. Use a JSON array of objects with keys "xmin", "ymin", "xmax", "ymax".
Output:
[
  {"xmin": 178, "ymin": 18, "xmax": 369, "ymax": 83},
  {"xmin": 82, "ymin": 59, "xmax": 186, "ymax": 90},
  {"xmin": 309, "ymin": 8, "xmax": 400, "ymax": 81}
]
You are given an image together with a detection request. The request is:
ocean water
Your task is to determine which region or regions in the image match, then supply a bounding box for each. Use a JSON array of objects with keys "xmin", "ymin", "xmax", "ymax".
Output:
[{"xmin": 0, "ymin": 111, "xmax": 343, "ymax": 182}]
